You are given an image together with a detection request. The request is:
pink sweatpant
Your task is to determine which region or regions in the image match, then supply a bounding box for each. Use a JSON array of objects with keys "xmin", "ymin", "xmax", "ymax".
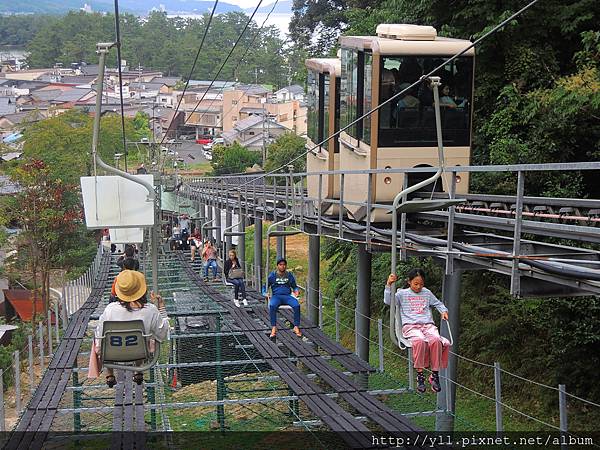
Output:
[{"xmin": 402, "ymin": 323, "xmax": 450, "ymax": 371}]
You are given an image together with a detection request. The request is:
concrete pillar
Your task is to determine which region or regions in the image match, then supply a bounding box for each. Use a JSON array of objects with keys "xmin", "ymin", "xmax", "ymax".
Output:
[
  {"xmin": 225, "ymin": 207, "xmax": 232, "ymax": 254},
  {"xmin": 356, "ymin": 244, "xmax": 371, "ymax": 363},
  {"xmin": 214, "ymin": 205, "xmax": 222, "ymax": 249},
  {"xmin": 307, "ymin": 235, "xmax": 320, "ymax": 325},
  {"xmin": 206, "ymin": 203, "xmax": 213, "ymax": 242},
  {"xmin": 239, "ymin": 215, "xmax": 246, "ymax": 273},
  {"xmin": 436, "ymin": 271, "xmax": 462, "ymax": 432},
  {"xmin": 254, "ymin": 218, "xmax": 263, "ymax": 290}
]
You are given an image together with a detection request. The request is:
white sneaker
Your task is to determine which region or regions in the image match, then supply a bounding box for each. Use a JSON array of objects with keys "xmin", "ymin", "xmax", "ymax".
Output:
[
  {"xmin": 242, "ymin": 298, "xmax": 248, "ymax": 306},
  {"xmin": 233, "ymin": 299, "xmax": 240, "ymax": 307}
]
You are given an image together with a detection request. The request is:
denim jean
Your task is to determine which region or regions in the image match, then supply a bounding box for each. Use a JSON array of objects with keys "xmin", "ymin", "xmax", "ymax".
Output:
[
  {"xmin": 204, "ymin": 259, "xmax": 218, "ymax": 278},
  {"xmin": 227, "ymin": 278, "xmax": 246, "ymax": 299},
  {"xmin": 268, "ymin": 295, "xmax": 300, "ymax": 327}
]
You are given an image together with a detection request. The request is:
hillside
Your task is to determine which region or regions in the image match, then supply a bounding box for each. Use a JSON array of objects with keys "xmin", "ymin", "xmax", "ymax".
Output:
[{"xmin": 0, "ymin": 0, "xmax": 243, "ymax": 14}]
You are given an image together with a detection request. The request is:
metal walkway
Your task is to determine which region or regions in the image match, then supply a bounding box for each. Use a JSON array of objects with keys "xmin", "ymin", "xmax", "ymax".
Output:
[
  {"xmin": 7, "ymin": 248, "xmax": 438, "ymax": 449},
  {"xmin": 178, "ymin": 252, "xmax": 427, "ymax": 449}
]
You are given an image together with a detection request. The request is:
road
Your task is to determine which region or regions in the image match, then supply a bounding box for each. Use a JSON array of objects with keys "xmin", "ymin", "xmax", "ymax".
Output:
[{"xmin": 174, "ymin": 140, "xmax": 210, "ymax": 164}]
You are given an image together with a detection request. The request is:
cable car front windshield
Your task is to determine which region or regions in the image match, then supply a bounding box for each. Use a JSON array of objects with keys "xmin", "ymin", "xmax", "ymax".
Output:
[{"xmin": 378, "ymin": 55, "xmax": 473, "ymax": 148}]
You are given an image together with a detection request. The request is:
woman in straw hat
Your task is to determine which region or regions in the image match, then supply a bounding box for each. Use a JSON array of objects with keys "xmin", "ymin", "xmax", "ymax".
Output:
[{"xmin": 93, "ymin": 270, "xmax": 170, "ymax": 387}]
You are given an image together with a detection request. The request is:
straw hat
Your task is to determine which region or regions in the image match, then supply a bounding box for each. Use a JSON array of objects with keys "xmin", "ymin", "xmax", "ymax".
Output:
[{"xmin": 115, "ymin": 270, "xmax": 147, "ymax": 302}]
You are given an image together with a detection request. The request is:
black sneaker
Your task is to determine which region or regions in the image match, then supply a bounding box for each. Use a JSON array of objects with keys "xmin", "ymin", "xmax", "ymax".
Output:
[
  {"xmin": 417, "ymin": 372, "xmax": 426, "ymax": 393},
  {"xmin": 429, "ymin": 372, "xmax": 441, "ymax": 392}
]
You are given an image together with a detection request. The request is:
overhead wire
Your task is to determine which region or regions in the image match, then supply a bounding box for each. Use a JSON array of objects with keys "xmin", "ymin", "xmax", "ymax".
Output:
[
  {"xmin": 194, "ymin": 0, "xmax": 281, "ymax": 131},
  {"xmin": 160, "ymin": 0, "xmax": 220, "ymax": 146},
  {"xmin": 113, "ymin": 0, "xmax": 128, "ymax": 172},
  {"xmin": 229, "ymin": 0, "xmax": 542, "ymax": 190},
  {"xmin": 173, "ymin": 0, "xmax": 265, "ymax": 135}
]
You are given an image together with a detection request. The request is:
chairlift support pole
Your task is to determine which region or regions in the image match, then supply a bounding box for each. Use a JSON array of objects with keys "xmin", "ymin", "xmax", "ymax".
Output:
[
  {"xmin": 92, "ymin": 42, "xmax": 159, "ymax": 292},
  {"xmin": 389, "ymin": 76, "xmax": 446, "ymax": 346}
]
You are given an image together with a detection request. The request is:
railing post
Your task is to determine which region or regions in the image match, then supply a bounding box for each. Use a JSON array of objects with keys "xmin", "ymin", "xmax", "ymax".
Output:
[
  {"xmin": 335, "ymin": 298, "xmax": 340, "ymax": 342},
  {"xmin": 38, "ymin": 322, "xmax": 44, "ymax": 370},
  {"xmin": 317, "ymin": 173, "xmax": 322, "ymax": 235},
  {"xmin": 318, "ymin": 291, "xmax": 323, "ymax": 329},
  {"xmin": 28, "ymin": 335, "xmax": 34, "ymax": 393},
  {"xmin": 377, "ymin": 319, "xmax": 384, "ymax": 373},
  {"xmin": 354, "ymin": 308, "xmax": 358, "ymax": 355},
  {"xmin": 494, "ymin": 362, "xmax": 503, "ymax": 433},
  {"xmin": 54, "ymin": 301, "xmax": 60, "ymax": 343},
  {"xmin": 0, "ymin": 369, "xmax": 5, "ymax": 432},
  {"xmin": 14, "ymin": 350, "xmax": 21, "ymax": 413},
  {"xmin": 47, "ymin": 310, "xmax": 53, "ymax": 356},
  {"xmin": 511, "ymin": 171, "xmax": 525, "ymax": 297},
  {"xmin": 61, "ymin": 286, "xmax": 68, "ymax": 331},
  {"xmin": 559, "ymin": 384, "xmax": 568, "ymax": 450}
]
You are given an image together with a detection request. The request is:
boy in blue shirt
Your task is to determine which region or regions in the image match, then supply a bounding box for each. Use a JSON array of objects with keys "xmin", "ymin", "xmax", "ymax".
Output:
[{"xmin": 266, "ymin": 258, "xmax": 302, "ymax": 338}]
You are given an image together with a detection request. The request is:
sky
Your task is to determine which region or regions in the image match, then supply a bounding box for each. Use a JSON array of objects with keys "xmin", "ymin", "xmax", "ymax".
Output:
[{"xmin": 218, "ymin": 0, "xmax": 278, "ymax": 9}]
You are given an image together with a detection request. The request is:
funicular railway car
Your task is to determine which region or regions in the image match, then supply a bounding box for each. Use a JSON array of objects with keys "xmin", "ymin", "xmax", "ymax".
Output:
[
  {"xmin": 305, "ymin": 58, "xmax": 341, "ymax": 212},
  {"xmin": 337, "ymin": 24, "xmax": 474, "ymax": 222}
]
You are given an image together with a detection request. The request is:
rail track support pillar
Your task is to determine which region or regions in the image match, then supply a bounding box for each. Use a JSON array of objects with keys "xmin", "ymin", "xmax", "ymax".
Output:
[
  {"xmin": 435, "ymin": 271, "xmax": 462, "ymax": 432},
  {"xmin": 254, "ymin": 218, "xmax": 263, "ymax": 291},
  {"xmin": 214, "ymin": 204, "xmax": 222, "ymax": 250},
  {"xmin": 356, "ymin": 244, "xmax": 372, "ymax": 389},
  {"xmin": 225, "ymin": 207, "xmax": 232, "ymax": 255},
  {"xmin": 307, "ymin": 234, "xmax": 320, "ymax": 325}
]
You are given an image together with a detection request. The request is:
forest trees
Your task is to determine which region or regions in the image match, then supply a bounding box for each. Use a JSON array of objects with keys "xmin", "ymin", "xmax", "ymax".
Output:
[{"xmin": 23, "ymin": 10, "xmax": 294, "ymax": 89}]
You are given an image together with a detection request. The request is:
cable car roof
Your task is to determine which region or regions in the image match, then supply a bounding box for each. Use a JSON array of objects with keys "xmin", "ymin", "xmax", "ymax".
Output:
[
  {"xmin": 305, "ymin": 58, "xmax": 342, "ymax": 77},
  {"xmin": 340, "ymin": 24, "xmax": 474, "ymax": 56}
]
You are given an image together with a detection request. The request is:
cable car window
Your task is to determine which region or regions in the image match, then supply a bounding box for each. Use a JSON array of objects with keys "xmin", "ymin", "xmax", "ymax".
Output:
[
  {"xmin": 378, "ymin": 56, "xmax": 473, "ymax": 148},
  {"xmin": 363, "ymin": 52, "xmax": 372, "ymax": 144},
  {"xmin": 307, "ymin": 69, "xmax": 319, "ymax": 143},
  {"xmin": 334, "ymin": 77, "xmax": 341, "ymax": 153},
  {"xmin": 323, "ymin": 73, "xmax": 330, "ymax": 142},
  {"xmin": 340, "ymin": 48, "xmax": 357, "ymax": 139}
]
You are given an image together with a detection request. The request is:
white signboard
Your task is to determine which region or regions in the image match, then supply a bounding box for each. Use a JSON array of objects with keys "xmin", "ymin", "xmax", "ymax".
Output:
[
  {"xmin": 109, "ymin": 228, "xmax": 144, "ymax": 244},
  {"xmin": 81, "ymin": 175, "xmax": 155, "ymax": 229}
]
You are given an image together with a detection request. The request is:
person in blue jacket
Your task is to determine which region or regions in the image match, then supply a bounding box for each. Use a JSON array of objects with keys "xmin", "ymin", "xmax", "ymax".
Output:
[{"xmin": 267, "ymin": 258, "xmax": 302, "ymax": 338}]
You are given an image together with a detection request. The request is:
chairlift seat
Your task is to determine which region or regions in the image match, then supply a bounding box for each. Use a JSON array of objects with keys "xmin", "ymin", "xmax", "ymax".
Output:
[
  {"xmin": 100, "ymin": 320, "xmax": 160, "ymax": 372},
  {"xmin": 390, "ymin": 198, "xmax": 466, "ymax": 214},
  {"xmin": 393, "ymin": 309, "xmax": 454, "ymax": 351}
]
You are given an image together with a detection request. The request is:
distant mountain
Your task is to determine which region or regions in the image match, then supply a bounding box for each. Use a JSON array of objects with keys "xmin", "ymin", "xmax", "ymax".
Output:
[
  {"xmin": 244, "ymin": 0, "xmax": 292, "ymax": 15},
  {"xmin": 0, "ymin": 0, "xmax": 243, "ymax": 15}
]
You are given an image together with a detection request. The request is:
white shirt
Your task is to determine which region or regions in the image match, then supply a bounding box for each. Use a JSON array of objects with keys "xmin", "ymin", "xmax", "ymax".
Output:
[{"xmin": 95, "ymin": 302, "xmax": 169, "ymax": 347}]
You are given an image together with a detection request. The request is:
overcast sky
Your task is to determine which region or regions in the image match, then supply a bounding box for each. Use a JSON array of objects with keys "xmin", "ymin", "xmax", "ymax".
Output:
[{"xmin": 220, "ymin": 0, "xmax": 278, "ymax": 9}]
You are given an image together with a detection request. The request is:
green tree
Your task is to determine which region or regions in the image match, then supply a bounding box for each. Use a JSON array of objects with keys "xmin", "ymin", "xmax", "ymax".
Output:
[
  {"xmin": 211, "ymin": 142, "xmax": 262, "ymax": 175},
  {"xmin": 264, "ymin": 133, "xmax": 307, "ymax": 175},
  {"xmin": 21, "ymin": 110, "xmax": 144, "ymax": 183},
  {"xmin": 2, "ymin": 160, "xmax": 80, "ymax": 319}
]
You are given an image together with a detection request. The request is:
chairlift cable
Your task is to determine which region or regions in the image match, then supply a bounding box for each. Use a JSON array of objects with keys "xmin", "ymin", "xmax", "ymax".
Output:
[
  {"xmin": 160, "ymin": 0, "xmax": 220, "ymax": 147},
  {"xmin": 172, "ymin": 0, "xmax": 266, "ymax": 136},
  {"xmin": 195, "ymin": 0, "xmax": 281, "ymax": 130}
]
